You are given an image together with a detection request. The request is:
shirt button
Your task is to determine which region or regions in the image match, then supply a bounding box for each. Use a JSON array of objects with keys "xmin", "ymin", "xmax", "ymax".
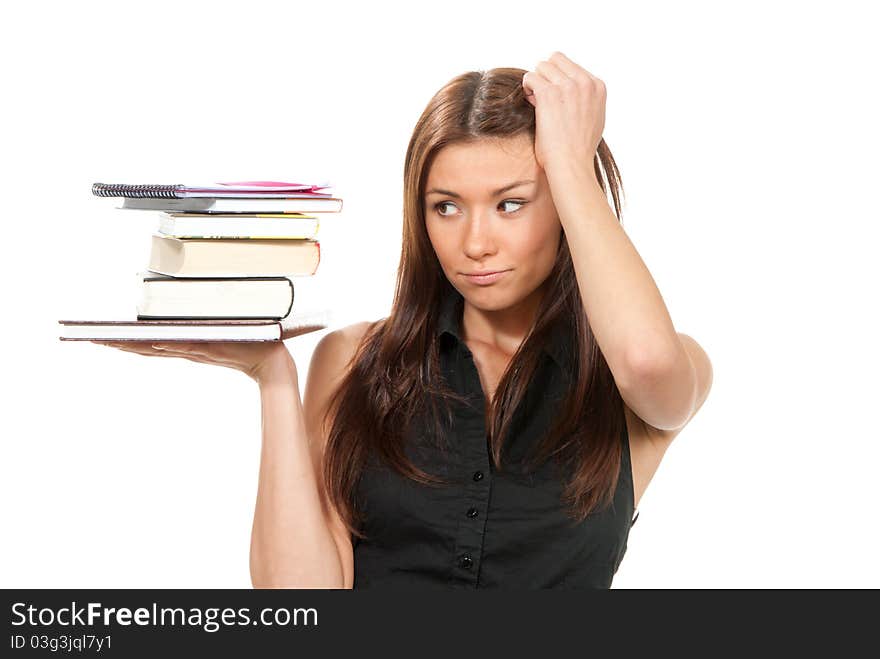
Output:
[
  {"xmin": 458, "ymin": 553, "xmax": 473, "ymax": 569},
  {"xmin": 472, "ymin": 471, "xmax": 484, "ymax": 481},
  {"xmin": 466, "ymin": 507, "xmax": 479, "ymax": 518}
]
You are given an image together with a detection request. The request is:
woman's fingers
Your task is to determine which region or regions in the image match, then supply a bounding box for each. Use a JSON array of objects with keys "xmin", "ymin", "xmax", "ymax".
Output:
[
  {"xmin": 91, "ymin": 340, "xmax": 240, "ymax": 368},
  {"xmin": 89, "ymin": 340, "xmax": 287, "ymax": 379},
  {"xmin": 91, "ymin": 341, "xmax": 171, "ymax": 357},
  {"xmin": 150, "ymin": 342, "xmax": 207, "ymax": 357},
  {"xmin": 92, "ymin": 341, "xmax": 202, "ymax": 358},
  {"xmin": 534, "ymin": 60, "xmax": 569, "ymax": 86}
]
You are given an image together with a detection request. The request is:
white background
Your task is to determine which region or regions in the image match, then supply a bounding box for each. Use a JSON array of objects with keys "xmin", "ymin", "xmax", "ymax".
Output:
[{"xmin": 2, "ymin": 0, "xmax": 877, "ymax": 588}]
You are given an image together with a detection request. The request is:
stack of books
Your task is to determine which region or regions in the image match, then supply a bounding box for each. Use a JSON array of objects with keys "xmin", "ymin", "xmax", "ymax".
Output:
[{"xmin": 58, "ymin": 181, "xmax": 342, "ymax": 342}]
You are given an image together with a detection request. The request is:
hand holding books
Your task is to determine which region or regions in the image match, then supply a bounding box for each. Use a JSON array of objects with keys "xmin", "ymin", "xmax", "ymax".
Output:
[
  {"xmin": 91, "ymin": 338, "xmax": 297, "ymax": 385},
  {"xmin": 90, "ymin": 312, "xmax": 324, "ymax": 381}
]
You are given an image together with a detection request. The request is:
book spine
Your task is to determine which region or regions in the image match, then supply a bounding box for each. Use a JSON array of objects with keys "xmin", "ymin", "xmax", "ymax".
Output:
[
  {"xmin": 283, "ymin": 278, "xmax": 295, "ymax": 318},
  {"xmin": 92, "ymin": 183, "xmax": 184, "ymax": 198}
]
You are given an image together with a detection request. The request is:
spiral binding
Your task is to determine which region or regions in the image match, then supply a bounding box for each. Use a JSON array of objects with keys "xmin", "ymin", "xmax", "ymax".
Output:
[{"xmin": 92, "ymin": 183, "xmax": 185, "ymax": 199}]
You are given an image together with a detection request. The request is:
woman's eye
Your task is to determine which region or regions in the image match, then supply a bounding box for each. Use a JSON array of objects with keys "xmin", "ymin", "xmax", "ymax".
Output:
[
  {"xmin": 432, "ymin": 200, "xmax": 526, "ymax": 216},
  {"xmin": 434, "ymin": 201, "xmax": 455, "ymax": 216},
  {"xmin": 500, "ymin": 200, "xmax": 526, "ymax": 214}
]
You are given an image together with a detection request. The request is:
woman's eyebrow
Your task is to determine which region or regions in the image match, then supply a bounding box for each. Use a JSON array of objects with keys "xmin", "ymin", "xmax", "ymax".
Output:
[{"xmin": 425, "ymin": 179, "xmax": 536, "ymax": 198}]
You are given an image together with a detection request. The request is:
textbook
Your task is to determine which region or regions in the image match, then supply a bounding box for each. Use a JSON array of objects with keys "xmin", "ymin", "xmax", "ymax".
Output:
[
  {"xmin": 137, "ymin": 273, "xmax": 295, "ymax": 319},
  {"xmin": 147, "ymin": 234, "xmax": 320, "ymax": 277},
  {"xmin": 121, "ymin": 196, "xmax": 342, "ymax": 214},
  {"xmin": 158, "ymin": 212, "xmax": 320, "ymax": 240},
  {"xmin": 58, "ymin": 308, "xmax": 333, "ymax": 342}
]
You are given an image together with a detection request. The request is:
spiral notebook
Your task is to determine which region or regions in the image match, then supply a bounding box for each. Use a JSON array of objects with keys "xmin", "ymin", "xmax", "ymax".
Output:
[{"xmin": 91, "ymin": 181, "xmax": 333, "ymax": 199}]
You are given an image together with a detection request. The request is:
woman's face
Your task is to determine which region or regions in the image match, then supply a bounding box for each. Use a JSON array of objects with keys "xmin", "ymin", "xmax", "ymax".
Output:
[{"xmin": 424, "ymin": 134, "xmax": 562, "ymax": 312}]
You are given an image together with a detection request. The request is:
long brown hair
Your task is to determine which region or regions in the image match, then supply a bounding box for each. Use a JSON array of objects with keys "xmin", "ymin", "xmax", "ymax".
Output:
[{"xmin": 323, "ymin": 67, "xmax": 627, "ymax": 541}]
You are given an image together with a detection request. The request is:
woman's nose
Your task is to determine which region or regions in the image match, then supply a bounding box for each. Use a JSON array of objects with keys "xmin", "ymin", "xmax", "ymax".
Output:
[{"xmin": 462, "ymin": 211, "xmax": 498, "ymax": 259}]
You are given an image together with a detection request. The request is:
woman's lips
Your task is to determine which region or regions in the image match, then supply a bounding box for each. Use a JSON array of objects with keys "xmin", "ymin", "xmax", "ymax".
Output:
[{"xmin": 463, "ymin": 270, "xmax": 509, "ymax": 285}]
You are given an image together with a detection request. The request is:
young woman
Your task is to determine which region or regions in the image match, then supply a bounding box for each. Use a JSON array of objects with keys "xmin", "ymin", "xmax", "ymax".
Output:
[{"xmin": 96, "ymin": 52, "xmax": 713, "ymax": 589}]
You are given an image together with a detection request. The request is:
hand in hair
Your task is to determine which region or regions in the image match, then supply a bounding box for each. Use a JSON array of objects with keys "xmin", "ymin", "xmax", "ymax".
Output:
[{"xmin": 521, "ymin": 51, "xmax": 606, "ymax": 177}]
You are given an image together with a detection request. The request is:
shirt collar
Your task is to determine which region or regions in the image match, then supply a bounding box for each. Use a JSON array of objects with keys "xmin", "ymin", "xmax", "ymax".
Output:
[{"xmin": 435, "ymin": 288, "xmax": 572, "ymax": 373}]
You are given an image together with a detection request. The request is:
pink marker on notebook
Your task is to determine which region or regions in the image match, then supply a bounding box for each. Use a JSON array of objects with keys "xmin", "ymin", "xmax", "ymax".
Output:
[{"xmin": 217, "ymin": 181, "xmax": 331, "ymax": 189}]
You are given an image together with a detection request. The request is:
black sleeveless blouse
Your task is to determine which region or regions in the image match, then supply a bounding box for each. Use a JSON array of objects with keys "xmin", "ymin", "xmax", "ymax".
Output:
[{"xmin": 352, "ymin": 290, "xmax": 639, "ymax": 589}]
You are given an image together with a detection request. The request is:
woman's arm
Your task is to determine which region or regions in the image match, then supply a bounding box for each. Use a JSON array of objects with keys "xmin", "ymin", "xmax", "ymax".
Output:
[
  {"xmin": 93, "ymin": 332, "xmax": 355, "ymax": 588},
  {"xmin": 523, "ymin": 52, "xmax": 703, "ymax": 431},
  {"xmin": 250, "ymin": 348, "xmax": 348, "ymax": 588},
  {"xmin": 547, "ymin": 167, "xmax": 699, "ymax": 432}
]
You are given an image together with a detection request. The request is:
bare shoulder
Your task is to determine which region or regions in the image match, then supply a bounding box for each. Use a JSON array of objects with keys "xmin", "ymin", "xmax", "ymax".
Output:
[
  {"xmin": 304, "ymin": 321, "xmax": 378, "ymax": 428},
  {"xmin": 338, "ymin": 320, "xmax": 376, "ymax": 351},
  {"xmin": 302, "ymin": 319, "xmax": 378, "ymax": 447},
  {"xmin": 308, "ymin": 321, "xmax": 375, "ymax": 384}
]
